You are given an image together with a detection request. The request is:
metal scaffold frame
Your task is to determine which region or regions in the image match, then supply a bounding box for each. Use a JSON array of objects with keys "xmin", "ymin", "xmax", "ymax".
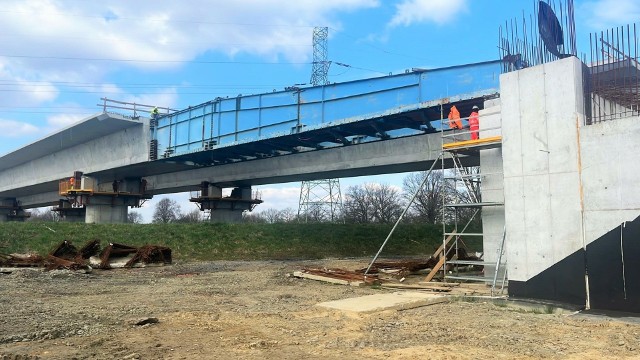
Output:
[
  {"xmin": 438, "ymin": 110, "xmax": 506, "ymax": 295},
  {"xmin": 364, "ymin": 106, "xmax": 507, "ymax": 296}
]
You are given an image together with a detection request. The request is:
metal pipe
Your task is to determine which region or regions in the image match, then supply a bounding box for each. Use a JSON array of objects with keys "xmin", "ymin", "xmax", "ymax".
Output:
[
  {"xmin": 364, "ymin": 152, "xmax": 444, "ymax": 275},
  {"xmin": 491, "ymin": 226, "xmax": 507, "ymax": 297}
]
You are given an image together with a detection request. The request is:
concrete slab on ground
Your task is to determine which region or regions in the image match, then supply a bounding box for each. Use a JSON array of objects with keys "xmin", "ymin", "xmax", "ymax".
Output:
[{"xmin": 317, "ymin": 292, "xmax": 447, "ymax": 313}]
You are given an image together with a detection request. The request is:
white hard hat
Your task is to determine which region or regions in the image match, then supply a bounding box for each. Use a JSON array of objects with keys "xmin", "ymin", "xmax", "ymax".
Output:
[{"xmin": 472, "ymin": 105, "xmax": 479, "ymax": 110}]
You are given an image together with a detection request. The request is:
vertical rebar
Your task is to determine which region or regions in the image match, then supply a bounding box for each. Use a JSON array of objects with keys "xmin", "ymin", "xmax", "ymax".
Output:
[
  {"xmin": 633, "ymin": 23, "xmax": 640, "ymax": 111},
  {"xmin": 589, "ymin": 32, "xmax": 594, "ymax": 125}
]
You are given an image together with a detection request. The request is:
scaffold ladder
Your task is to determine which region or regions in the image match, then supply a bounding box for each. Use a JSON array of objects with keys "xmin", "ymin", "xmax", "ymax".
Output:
[{"xmin": 440, "ymin": 132, "xmax": 506, "ymax": 289}]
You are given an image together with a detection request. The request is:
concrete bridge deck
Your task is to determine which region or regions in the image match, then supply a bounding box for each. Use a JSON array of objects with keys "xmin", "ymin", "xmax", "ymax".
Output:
[{"xmin": 0, "ymin": 61, "xmax": 500, "ymax": 219}]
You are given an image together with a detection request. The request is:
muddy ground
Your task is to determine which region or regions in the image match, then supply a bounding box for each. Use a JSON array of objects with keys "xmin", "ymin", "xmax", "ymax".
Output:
[{"xmin": 1, "ymin": 259, "xmax": 639, "ymax": 360}]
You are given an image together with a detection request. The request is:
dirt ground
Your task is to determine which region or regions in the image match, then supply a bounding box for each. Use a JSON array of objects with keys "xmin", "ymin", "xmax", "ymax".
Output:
[{"xmin": 1, "ymin": 259, "xmax": 639, "ymax": 360}]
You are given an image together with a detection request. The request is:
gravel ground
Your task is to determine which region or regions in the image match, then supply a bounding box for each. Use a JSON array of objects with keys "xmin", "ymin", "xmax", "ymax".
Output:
[{"xmin": 0, "ymin": 259, "xmax": 639, "ymax": 360}]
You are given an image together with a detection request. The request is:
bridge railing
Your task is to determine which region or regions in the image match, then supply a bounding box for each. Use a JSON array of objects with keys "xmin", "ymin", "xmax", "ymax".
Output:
[{"xmin": 98, "ymin": 98, "xmax": 178, "ymax": 118}]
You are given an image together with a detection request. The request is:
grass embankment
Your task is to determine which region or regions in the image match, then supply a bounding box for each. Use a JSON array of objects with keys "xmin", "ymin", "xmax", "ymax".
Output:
[{"xmin": 0, "ymin": 222, "xmax": 458, "ymax": 262}]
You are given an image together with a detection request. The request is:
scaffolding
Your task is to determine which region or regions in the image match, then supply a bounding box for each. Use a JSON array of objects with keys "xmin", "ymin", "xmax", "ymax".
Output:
[
  {"xmin": 438, "ymin": 124, "xmax": 507, "ymax": 295},
  {"xmin": 364, "ymin": 108, "xmax": 507, "ymax": 296}
]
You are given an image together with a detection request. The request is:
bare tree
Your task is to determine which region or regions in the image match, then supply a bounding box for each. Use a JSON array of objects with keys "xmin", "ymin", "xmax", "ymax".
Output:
[
  {"xmin": 278, "ymin": 208, "xmax": 297, "ymax": 223},
  {"xmin": 177, "ymin": 209, "xmax": 202, "ymax": 223},
  {"xmin": 261, "ymin": 208, "xmax": 282, "ymax": 223},
  {"xmin": 403, "ymin": 170, "xmax": 450, "ymax": 224},
  {"xmin": 343, "ymin": 183, "xmax": 403, "ymax": 224},
  {"xmin": 152, "ymin": 198, "xmax": 181, "ymax": 223},
  {"xmin": 299, "ymin": 204, "xmax": 328, "ymax": 223},
  {"xmin": 370, "ymin": 183, "xmax": 403, "ymax": 223},
  {"xmin": 343, "ymin": 185, "xmax": 371, "ymax": 223},
  {"xmin": 127, "ymin": 211, "xmax": 143, "ymax": 224},
  {"xmin": 28, "ymin": 208, "xmax": 59, "ymax": 222},
  {"xmin": 243, "ymin": 212, "xmax": 267, "ymax": 223}
]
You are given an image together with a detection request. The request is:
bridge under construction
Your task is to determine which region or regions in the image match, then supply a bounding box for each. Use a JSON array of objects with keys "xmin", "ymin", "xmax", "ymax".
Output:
[{"xmin": 1, "ymin": 15, "xmax": 640, "ymax": 313}]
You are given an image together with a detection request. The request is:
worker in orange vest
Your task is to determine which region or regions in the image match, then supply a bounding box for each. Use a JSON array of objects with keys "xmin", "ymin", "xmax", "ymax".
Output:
[
  {"xmin": 448, "ymin": 105, "xmax": 463, "ymax": 130},
  {"xmin": 469, "ymin": 105, "xmax": 480, "ymax": 140},
  {"xmin": 69, "ymin": 177, "xmax": 75, "ymax": 190}
]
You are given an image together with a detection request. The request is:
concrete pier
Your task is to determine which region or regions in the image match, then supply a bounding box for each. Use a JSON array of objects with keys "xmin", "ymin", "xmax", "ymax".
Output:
[{"xmin": 191, "ymin": 184, "xmax": 262, "ymax": 223}]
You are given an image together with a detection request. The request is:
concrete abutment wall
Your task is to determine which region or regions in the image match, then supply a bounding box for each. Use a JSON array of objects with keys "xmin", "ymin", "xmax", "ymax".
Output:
[{"xmin": 497, "ymin": 56, "xmax": 640, "ymax": 312}]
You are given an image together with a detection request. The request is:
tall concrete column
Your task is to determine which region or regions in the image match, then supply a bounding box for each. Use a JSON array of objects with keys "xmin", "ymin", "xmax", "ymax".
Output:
[
  {"xmin": 210, "ymin": 209, "xmax": 244, "ymax": 223},
  {"xmin": 77, "ymin": 177, "xmax": 151, "ymax": 224},
  {"xmin": 85, "ymin": 204, "xmax": 128, "ymax": 224},
  {"xmin": 479, "ymin": 100, "xmax": 505, "ymax": 282}
]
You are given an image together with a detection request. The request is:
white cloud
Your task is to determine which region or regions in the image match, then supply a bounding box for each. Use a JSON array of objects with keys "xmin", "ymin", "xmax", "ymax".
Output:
[
  {"xmin": 123, "ymin": 89, "xmax": 180, "ymax": 111},
  {"xmin": 256, "ymin": 185, "xmax": 302, "ymax": 210},
  {"xmin": 581, "ymin": 0, "xmax": 640, "ymax": 29},
  {"xmin": 389, "ymin": 0, "xmax": 468, "ymax": 27},
  {"xmin": 0, "ymin": 61, "xmax": 59, "ymax": 108},
  {"xmin": 46, "ymin": 113, "xmax": 85, "ymax": 129},
  {"xmin": 0, "ymin": 119, "xmax": 39, "ymax": 138},
  {"xmin": 0, "ymin": 0, "xmax": 380, "ymax": 69},
  {"xmin": 0, "ymin": 0, "xmax": 379, "ymax": 109}
]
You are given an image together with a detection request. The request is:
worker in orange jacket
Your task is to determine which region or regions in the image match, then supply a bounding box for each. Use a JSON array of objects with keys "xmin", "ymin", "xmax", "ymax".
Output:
[
  {"xmin": 469, "ymin": 105, "xmax": 480, "ymax": 140},
  {"xmin": 448, "ymin": 105, "xmax": 462, "ymax": 130}
]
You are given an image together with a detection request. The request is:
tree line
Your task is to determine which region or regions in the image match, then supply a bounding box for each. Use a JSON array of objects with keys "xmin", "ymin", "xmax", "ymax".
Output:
[
  {"xmin": 28, "ymin": 168, "xmax": 480, "ymax": 225},
  {"xmin": 247, "ymin": 169, "xmax": 480, "ymax": 225}
]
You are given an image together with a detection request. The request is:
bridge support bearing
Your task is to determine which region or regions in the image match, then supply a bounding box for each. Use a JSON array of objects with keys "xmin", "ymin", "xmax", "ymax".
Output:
[
  {"xmin": 191, "ymin": 185, "xmax": 262, "ymax": 223},
  {"xmin": 61, "ymin": 177, "xmax": 152, "ymax": 224},
  {"xmin": 52, "ymin": 200, "xmax": 86, "ymax": 223},
  {"xmin": 0, "ymin": 199, "xmax": 30, "ymax": 222}
]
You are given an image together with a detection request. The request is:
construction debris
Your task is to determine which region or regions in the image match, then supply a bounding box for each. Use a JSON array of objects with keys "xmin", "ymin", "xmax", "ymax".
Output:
[
  {"xmin": 1, "ymin": 240, "xmax": 171, "ymax": 272},
  {"xmin": 49, "ymin": 240, "xmax": 79, "ymax": 260},
  {"xmin": 355, "ymin": 258, "xmax": 439, "ymax": 279},
  {"xmin": 293, "ymin": 268, "xmax": 378, "ymax": 286},
  {"xmin": 0, "ymin": 253, "xmax": 44, "ymax": 267},
  {"xmin": 44, "ymin": 254, "xmax": 91, "ymax": 273},
  {"xmin": 91, "ymin": 243, "xmax": 172, "ymax": 269},
  {"xmin": 77, "ymin": 239, "xmax": 101, "ymax": 260},
  {"xmin": 44, "ymin": 239, "xmax": 102, "ymax": 272}
]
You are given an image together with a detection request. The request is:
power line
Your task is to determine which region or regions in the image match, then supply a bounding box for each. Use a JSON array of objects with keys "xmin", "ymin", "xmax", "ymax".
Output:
[
  {"xmin": 0, "ymin": 83, "xmax": 287, "ymax": 91},
  {"xmin": 0, "ymin": 54, "xmax": 311, "ymax": 65},
  {"xmin": 333, "ymin": 62, "xmax": 388, "ymax": 75},
  {"xmin": 0, "ymin": 79, "xmax": 291, "ymax": 88},
  {"xmin": 328, "ymin": 27, "xmax": 430, "ymax": 62},
  {"xmin": 0, "ymin": 33, "xmax": 311, "ymax": 48},
  {"xmin": 0, "ymin": 110, "xmax": 94, "ymax": 115},
  {"xmin": 0, "ymin": 89, "xmax": 272, "ymax": 95},
  {"xmin": 0, "ymin": 10, "xmax": 317, "ymax": 29}
]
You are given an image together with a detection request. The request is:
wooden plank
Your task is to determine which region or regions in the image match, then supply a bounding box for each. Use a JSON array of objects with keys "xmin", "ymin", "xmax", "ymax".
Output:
[
  {"xmin": 292, "ymin": 271, "xmax": 363, "ymax": 287},
  {"xmin": 381, "ymin": 283, "xmax": 452, "ymax": 292},
  {"xmin": 424, "ymin": 256, "xmax": 445, "ymax": 283},
  {"xmin": 442, "ymin": 135, "xmax": 502, "ymax": 149},
  {"xmin": 432, "ymin": 231, "xmax": 456, "ymax": 258}
]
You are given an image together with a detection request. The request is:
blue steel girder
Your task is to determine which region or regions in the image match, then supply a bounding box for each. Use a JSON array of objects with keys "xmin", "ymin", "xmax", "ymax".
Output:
[{"xmin": 153, "ymin": 60, "xmax": 502, "ymax": 159}]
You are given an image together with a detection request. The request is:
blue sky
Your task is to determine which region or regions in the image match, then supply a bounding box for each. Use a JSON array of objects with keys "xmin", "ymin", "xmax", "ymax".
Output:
[{"xmin": 0, "ymin": 0, "xmax": 637, "ymax": 221}]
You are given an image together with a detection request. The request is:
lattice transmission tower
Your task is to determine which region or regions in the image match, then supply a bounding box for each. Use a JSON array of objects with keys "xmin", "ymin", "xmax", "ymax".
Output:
[
  {"xmin": 298, "ymin": 27, "xmax": 343, "ymax": 222},
  {"xmin": 310, "ymin": 27, "xmax": 330, "ymax": 86}
]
